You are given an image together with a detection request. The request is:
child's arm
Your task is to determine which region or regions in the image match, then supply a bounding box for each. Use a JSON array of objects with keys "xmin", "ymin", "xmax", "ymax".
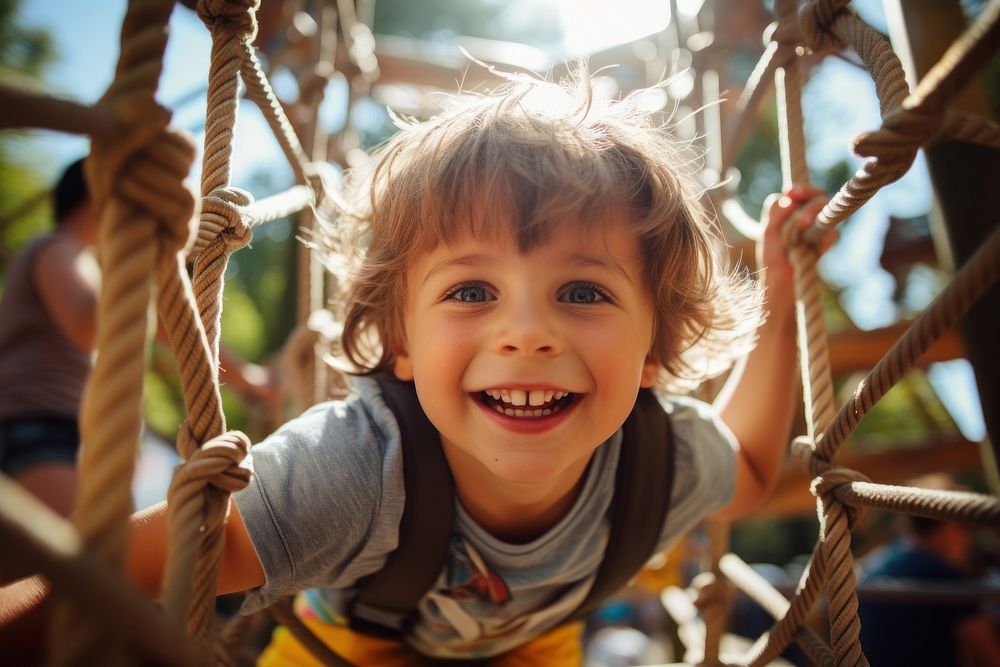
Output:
[
  {"xmin": 128, "ymin": 498, "xmax": 265, "ymax": 597},
  {"xmin": 714, "ymin": 185, "xmax": 832, "ymax": 521}
]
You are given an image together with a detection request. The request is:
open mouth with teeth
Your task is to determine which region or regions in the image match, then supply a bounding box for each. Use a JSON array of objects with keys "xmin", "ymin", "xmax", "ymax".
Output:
[{"xmin": 478, "ymin": 388, "xmax": 577, "ymax": 418}]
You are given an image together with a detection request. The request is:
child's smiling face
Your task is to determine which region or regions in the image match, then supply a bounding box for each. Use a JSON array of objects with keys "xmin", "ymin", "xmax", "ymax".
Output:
[{"xmin": 393, "ymin": 217, "xmax": 660, "ymax": 488}]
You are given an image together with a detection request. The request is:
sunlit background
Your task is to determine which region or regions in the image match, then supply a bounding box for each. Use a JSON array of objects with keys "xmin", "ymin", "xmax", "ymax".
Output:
[{"xmin": 6, "ymin": 0, "xmax": 987, "ymax": 450}]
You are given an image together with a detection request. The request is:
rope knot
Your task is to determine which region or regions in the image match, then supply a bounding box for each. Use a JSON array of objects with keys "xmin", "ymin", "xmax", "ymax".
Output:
[
  {"xmin": 798, "ymin": 0, "xmax": 851, "ymax": 53},
  {"xmin": 87, "ymin": 123, "xmax": 199, "ymax": 256},
  {"xmin": 853, "ymin": 105, "xmax": 945, "ymax": 164},
  {"xmin": 812, "ymin": 466, "xmax": 871, "ymax": 528},
  {"xmin": 189, "ymin": 431, "xmax": 252, "ymax": 493},
  {"xmin": 197, "ymin": 0, "xmax": 260, "ymax": 43},
  {"xmin": 769, "ymin": 16, "xmax": 803, "ymax": 48},
  {"xmin": 791, "ymin": 436, "xmax": 828, "ymax": 476},
  {"xmin": 202, "ymin": 186, "xmax": 253, "ymax": 250},
  {"xmin": 168, "ymin": 430, "xmax": 252, "ymax": 535}
]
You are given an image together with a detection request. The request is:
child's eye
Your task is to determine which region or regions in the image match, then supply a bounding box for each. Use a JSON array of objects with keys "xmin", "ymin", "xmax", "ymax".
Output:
[
  {"xmin": 559, "ymin": 282, "xmax": 612, "ymax": 304},
  {"xmin": 443, "ymin": 282, "xmax": 495, "ymax": 303}
]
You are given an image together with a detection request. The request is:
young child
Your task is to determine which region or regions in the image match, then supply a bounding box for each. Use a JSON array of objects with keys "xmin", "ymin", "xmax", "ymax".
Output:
[{"xmin": 78, "ymin": 72, "xmax": 829, "ymax": 665}]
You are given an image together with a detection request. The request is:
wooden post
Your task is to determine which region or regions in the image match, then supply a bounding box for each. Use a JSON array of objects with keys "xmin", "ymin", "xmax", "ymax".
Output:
[{"xmin": 883, "ymin": 0, "xmax": 1000, "ymax": 467}]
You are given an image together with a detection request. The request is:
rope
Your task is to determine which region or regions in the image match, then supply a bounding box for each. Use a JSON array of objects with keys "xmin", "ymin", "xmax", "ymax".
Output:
[
  {"xmin": 1, "ymin": 0, "xmax": 994, "ymax": 663},
  {"xmin": 139, "ymin": 0, "xmax": 261, "ymax": 647},
  {"xmin": 163, "ymin": 431, "xmax": 251, "ymax": 638},
  {"xmin": 191, "ymin": 2, "xmax": 345, "ymax": 661},
  {"xmin": 935, "ymin": 109, "xmax": 1000, "ymax": 148},
  {"xmin": 697, "ymin": 520, "xmax": 732, "ymax": 665},
  {"xmin": 799, "ymin": 2, "xmax": 1000, "ymax": 245},
  {"xmin": 743, "ymin": 546, "xmax": 828, "ymax": 666},
  {"xmin": 189, "ymin": 183, "xmax": 315, "ymax": 258},
  {"xmin": 46, "ymin": 0, "xmax": 196, "ymax": 663},
  {"xmin": 818, "ymin": 227, "xmax": 1000, "ymax": 455},
  {"xmin": 239, "ymin": 45, "xmax": 313, "ymax": 186},
  {"xmin": 719, "ymin": 553, "xmax": 835, "ymax": 667},
  {"xmin": 0, "ymin": 475, "xmax": 208, "ymax": 665},
  {"xmin": 776, "ymin": 0, "xmax": 864, "ymax": 662},
  {"xmin": 0, "ymin": 83, "xmax": 120, "ymax": 136}
]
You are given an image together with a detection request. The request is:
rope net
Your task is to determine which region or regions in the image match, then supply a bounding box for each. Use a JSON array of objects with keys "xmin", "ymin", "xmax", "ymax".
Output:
[{"xmin": 0, "ymin": 0, "xmax": 997, "ymax": 665}]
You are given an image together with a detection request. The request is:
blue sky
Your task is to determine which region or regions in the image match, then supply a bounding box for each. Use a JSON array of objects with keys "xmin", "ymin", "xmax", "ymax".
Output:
[{"xmin": 13, "ymin": 0, "xmax": 985, "ymax": 439}]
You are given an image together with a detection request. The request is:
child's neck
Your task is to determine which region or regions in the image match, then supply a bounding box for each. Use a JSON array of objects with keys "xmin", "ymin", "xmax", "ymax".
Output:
[{"xmin": 442, "ymin": 446, "xmax": 594, "ymax": 544}]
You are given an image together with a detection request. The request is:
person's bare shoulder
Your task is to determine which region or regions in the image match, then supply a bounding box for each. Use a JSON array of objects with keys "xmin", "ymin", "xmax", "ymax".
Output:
[{"xmin": 32, "ymin": 236, "xmax": 100, "ymax": 352}]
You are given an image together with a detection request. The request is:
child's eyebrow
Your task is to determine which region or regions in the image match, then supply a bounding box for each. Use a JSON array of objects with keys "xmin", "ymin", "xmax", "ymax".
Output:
[
  {"xmin": 422, "ymin": 254, "xmax": 492, "ymax": 285},
  {"xmin": 566, "ymin": 253, "xmax": 635, "ymax": 285}
]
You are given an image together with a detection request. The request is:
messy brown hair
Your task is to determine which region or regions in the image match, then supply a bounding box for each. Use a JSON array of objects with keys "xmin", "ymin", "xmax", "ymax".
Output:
[{"xmin": 323, "ymin": 68, "xmax": 763, "ymax": 392}]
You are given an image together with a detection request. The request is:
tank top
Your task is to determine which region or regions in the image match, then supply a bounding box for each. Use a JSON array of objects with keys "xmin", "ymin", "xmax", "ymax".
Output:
[{"xmin": 0, "ymin": 235, "xmax": 92, "ymax": 422}]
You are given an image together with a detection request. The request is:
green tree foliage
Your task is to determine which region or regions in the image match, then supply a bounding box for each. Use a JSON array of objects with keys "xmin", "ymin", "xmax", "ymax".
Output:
[
  {"xmin": 0, "ymin": 0, "xmax": 56, "ymax": 280},
  {"xmin": 0, "ymin": 0, "xmax": 54, "ymax": 80}
]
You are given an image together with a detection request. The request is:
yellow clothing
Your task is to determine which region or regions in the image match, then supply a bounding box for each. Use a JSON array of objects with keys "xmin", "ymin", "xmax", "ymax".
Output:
[{"xmin": 258, "ymin": 616, "xmax": 584, "ymax": 666}]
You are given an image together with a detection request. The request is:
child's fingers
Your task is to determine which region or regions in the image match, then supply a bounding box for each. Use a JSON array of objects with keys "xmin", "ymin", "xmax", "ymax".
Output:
[
  {"xmin": 786, "ymin": 183, "xmax": 825, "ymax": 203},
  {"xmin": 789, "ymin": 195, "xmax": 838, "ymax": 255},
  {"xmin": 790, "ymin": 194, "xmax": 829, "ymax": 231},
  {"xmin": 819, "ymin": 228, "xmax": 839, "ymax": 254}
]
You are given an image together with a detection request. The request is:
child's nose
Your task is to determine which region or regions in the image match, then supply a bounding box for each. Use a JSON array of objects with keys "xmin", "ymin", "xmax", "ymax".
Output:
[{"xmin": 494, "ymin": 299, "xmax": 562, "ymax": 356}]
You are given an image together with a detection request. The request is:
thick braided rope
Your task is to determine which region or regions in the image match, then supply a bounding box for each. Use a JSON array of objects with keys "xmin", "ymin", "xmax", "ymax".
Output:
[
  {"xmin": 818, "ymin": 227, "xmax": 1000, "ymax": 455},
  {"xmin": 935, "ymin": 109, "xmax": 1000, "ymax": 148},
  {"xmin": 792, "ymin": 439, "xmax": 1000, "ymax": 528},
  {"xmin": 198, "ymin": 0, "xmax": 258, "ymax": 198},
  {"xmin": 155, "ymin": 160, "xmax": 241, "ymax": 644},
  {"xmin": 238, "ymin": 42, "xmax": 313, "ymax": 185},
  {"xmin": 0, "ymin": 83, "xmax": 120, "ymax": 135},
  {"xmin": 696, "ymin": 521, "xmax": 731, "ymax": 665},
  {"xmin": 743, "ymin": 545, "xmax": 829, "ymax": 666},
  {"xmin": 774, "ymin": 1, "xmax": 867, "ymax": 664},
  {"xmin": 716, "ymin": 2, "xmax": 999, "ymax": 665},
  {"xmin": 0, "ymin": 476, "xmax": 207, "ymax": 665},
  {"xmin": 135, "ymin": 0, "xmax": 261, "ymax": 645},
  {"xmin": 908, "ymin": 0, "xmax": 1000, "ymax": 116},
  {"xmin": 813, "ymin": 469, "xmax": 869, "ymax": 667},
  {"xmin": 46, "ymin": 1, "xmax": 196, "ymax": 664},
  {"xmin": 837, "ymin": 482, "xmax": 1000, "ymax": 527},
  {"xmin": 163, "ymin": 430, "xmax": 251, "ymax": 641},
  {"xmin": 194, "ymin": 0, "xmax": 258, "ymax": 359},
  {"xmin": 719, "ymin": 553, "xmax": 835, "ymax": 667},
  {"xmin": 799, "ymin": 1, "xmax": 1000, "ymax": 245},
  {"xmin": 737, "ymin": 38, "xmax": 845, "ymax": 667},
  {"xmin": 189, "ymin": 183, "xmax": 314, "ymax": 257},
  {"xmin": 192, "ymin": 187, "xmax": 253, "ymax": 363}
]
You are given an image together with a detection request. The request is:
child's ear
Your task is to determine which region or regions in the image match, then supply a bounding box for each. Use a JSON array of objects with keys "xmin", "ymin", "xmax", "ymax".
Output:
[
  {"xmin": 640, "ymin": 357, "xmax": 660, "ymax": 388},
  {"xmin": 393, "ymin": 351, "xmax": 414, "ymax": 381}
]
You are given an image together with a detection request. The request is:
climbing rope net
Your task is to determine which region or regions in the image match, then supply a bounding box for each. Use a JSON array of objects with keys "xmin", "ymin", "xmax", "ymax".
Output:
[{"xmin": 0, "ymin": 0, "xmax": 998, "ymax": 664}]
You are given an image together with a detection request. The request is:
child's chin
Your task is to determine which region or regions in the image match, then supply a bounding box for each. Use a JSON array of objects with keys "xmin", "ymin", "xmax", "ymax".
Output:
[{"xmin": 488, "ymin": 455, "xmax": 569, "ymax": 485}]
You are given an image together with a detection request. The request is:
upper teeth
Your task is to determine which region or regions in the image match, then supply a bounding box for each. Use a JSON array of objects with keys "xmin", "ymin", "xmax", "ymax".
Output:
[{"xmin": 486, "ymin": 389, "xmax": 567, "ymax": 406}]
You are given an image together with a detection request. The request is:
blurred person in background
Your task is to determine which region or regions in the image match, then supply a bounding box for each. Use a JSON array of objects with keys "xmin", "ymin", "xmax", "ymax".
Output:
[
  {"xmin": 0, "ymin": 158, "xmax": 96, "ymax": 517},
  {"xmin": 858, "ymin": 473, "xmax": 1000, "ymax": 666}
]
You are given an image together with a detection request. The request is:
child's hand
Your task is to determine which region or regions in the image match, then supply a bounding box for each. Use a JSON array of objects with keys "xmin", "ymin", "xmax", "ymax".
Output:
[{"xmin": 758, "ymin": 184, "xmax": 836, "ymax": 289}]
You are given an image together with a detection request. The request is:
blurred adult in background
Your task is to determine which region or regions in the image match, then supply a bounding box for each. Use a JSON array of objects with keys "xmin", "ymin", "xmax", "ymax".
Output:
[
  {"xmin": 0, "ymin": 158, "xmax": 281, "ymax": 520},
  {"xmin": 858, "ymin": 474, "xmax": 1000, "ymax": 667},
  {"xmin": 0, "ymin": 158, "xmax": 96, "ymax": 516}
]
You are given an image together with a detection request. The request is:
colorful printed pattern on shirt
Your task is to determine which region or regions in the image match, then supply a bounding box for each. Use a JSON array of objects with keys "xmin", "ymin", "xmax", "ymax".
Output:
[
  {"xmin": 444, "ymin": 535, "xmax": 511, "ymax": 605},
  {"xmin": 297, "ymin": 588, "xmax": 346, "ymax": 626}
]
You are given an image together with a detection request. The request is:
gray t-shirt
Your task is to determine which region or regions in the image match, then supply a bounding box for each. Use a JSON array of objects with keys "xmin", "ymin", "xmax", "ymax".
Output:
[{"xmin": 234, "ymin": 376, "xmax": 736, "ymax": 659}]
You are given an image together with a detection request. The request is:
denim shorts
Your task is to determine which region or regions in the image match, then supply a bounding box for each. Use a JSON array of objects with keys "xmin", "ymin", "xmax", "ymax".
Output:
[{"xmin": 0, "ymin": 415, "xmax": 80, "ymax": 476}]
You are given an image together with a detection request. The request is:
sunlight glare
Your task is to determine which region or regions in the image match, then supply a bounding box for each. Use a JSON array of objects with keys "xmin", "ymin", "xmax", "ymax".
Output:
[{"xmin": 541, "ymin": 0, "xmax": 670, "ymax": 55}]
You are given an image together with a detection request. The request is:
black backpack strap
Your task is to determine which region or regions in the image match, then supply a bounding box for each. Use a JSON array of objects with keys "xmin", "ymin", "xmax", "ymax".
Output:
[
  {"xmin": 349, "ymin": 375, "xmax": 455, "ymax": 637},
  {"xmin": 571, "ymin": 388, "xmax": 675, "ymax": 621}
]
